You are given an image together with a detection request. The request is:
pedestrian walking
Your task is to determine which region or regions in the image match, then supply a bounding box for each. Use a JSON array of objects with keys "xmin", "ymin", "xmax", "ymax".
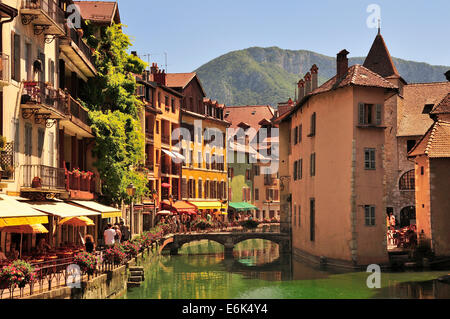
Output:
[{"xmin": 104, "ymin": 224, "xmax": 116, "ymax": 247}]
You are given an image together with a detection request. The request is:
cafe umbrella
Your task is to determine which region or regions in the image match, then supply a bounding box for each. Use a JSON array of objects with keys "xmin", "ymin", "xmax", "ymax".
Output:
[{"xmin": 0, "ymin": 224, "xmax": 49, "ymax": 259}]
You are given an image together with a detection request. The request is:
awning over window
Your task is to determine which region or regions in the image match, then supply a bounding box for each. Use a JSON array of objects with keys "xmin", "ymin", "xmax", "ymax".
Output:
[
  {"xmin": 229, "ymin": 202, "xmax": 258, "ymax": 211},
  {"xmin": 171, "ymin": 151, "xmax": 185, "ymax": 161},
  {"xmin": 0, "ymin": 195, "xmax": 49, "ymax": 227},
  {"xmin": 69, "ymin": 200, "xmax": 121, "ymax": 219},
  {"xmin": 29, "ymin": 200, "xmax": 101, "ymax": 218},
  {"xmin": 188, "ymin": 201, "xmax": 224, "ymax": 211},
  {"xmin": 173, "ymin": 201, "xmax": 197, "ymax": 214}
]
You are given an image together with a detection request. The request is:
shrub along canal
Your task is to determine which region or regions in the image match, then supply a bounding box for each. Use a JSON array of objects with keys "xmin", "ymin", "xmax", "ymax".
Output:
[{"xmin": 122, "ymin": 239, "xmax": 450, "ymax": 299}]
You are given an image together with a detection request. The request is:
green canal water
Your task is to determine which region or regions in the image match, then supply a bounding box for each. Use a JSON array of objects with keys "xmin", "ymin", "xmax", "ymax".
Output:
[{"xmin": 123, "ymin": 240, "xmax": 450, "ymax": 299}]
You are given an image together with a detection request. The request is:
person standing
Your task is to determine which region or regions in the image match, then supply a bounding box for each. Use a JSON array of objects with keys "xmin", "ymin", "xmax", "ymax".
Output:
[
  {"xmin": 114, "ymin": 225, "xmax": 122, "ymax": 243},
  {"xmin": 120, "ymin": 220, "xmax": 130, "ymax": 242},
  {"xmin": 84, "ymin": 235, "xmax": 96, "ymax": 253},
  {"xmin": 104, "ymin": 224, "xmax": 116, "ymax": 247}
]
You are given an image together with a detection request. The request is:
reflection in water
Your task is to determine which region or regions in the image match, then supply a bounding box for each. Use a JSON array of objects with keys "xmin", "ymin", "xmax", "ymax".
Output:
[{"xmin": 123, "ymin": 239, "xmax": 450, "ymax": 299}]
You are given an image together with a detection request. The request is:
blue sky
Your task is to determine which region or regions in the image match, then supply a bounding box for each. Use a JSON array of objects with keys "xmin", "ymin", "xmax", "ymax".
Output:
[{"xmin": 117, "ymin": 0, "xmax": 450, "ymax": 73}]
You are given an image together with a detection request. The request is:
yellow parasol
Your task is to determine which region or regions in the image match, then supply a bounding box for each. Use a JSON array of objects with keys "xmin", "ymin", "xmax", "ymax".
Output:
[
  {"xmin": 58, "ymin": 216, "xmax": 95, "ymax": 227},
  {"xmin": 0, "ymin": 224, "xmax": 49, "ymax": 259}
]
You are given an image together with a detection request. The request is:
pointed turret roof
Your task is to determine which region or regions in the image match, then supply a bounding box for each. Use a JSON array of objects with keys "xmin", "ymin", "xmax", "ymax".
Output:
[{"xmin": 363, "ymin": 33, "xmax": 400, "ymax": 78}]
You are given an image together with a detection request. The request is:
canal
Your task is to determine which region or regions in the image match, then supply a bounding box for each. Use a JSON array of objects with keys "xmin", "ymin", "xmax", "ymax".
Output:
[{"xmin": 122, "ymin": 239, "xmax": 450, "ymax": 299}]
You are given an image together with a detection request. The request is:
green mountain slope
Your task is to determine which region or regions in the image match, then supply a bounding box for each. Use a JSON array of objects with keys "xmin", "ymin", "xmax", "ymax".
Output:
[{"xmin": 195, "ymin": 47, "xmax": 449, "ymax": 107}]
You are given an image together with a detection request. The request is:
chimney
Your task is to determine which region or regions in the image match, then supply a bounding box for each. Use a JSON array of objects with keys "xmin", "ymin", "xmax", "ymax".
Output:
[
  {"xmin": 336, "ymin": 49, "xmax": 349, "ymax": 80},
  {"xmin": 150, "ymin": 62, "xmax": 159, "ymax": 75},
  {"xmin": 310, "ymin": 64, "xmax": 319, "ymax": 90},
  {"xmin": 297, "ymin": 79, "xmax": 305, "ymax": 101},
  {"xmin": 154, "ymin": 69, "xmax": 166, "ymax": 86},
  {"xmin": 304, "ymin": 72, "xmax": 312, "ymax": 95},
  {"xmin": 445, "ymin": 70, "xmax": 450, "ymax": 82}
]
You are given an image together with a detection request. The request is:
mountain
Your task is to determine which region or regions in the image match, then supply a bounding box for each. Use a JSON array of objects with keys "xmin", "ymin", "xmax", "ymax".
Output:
[{"xmin": 195, "ymin": 47, "xmax": 449, "ymax": 107}]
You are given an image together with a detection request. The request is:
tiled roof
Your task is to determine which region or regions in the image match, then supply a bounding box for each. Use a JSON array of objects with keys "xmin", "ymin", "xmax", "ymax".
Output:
[
  {"xmin": 311, "ymin": 64, "xmax": 397, "ymax": 95},
  {"xmin": 275, "ymin": 64, "xmax": 397, "ymax": 124},
  {"xmin": 225, "ymin": 105, "xmax": 276, "ymax": 143},
  {"xmin": 74, "ymin": 1, "xmax": 120, "ymax": 24},
  {"xmin": 430, "ymin": 93, "xmax": 450, "ymax": 115},
  {"xmin": 409, "ymin": 120, "xmax": 450, "ymax": 158},
  {"xmin": 165, "ymin": 73, "xmax": 196, "ymax": 89},
  {"xmin": 363, "ymin": 33, "xmax": 400, "ymax": 78},
  {"xmin": 165, "ymin": 73, "xmax": 206, "ymax": 97},
  {"xmin": 397, "ymin": 82, "xmax": 450, "ymax": 136}
]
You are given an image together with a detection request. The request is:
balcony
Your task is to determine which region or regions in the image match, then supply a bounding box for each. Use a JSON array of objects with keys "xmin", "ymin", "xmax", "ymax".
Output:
[
  {"xmin": 65, "ymin": 169, "xmax": 96, "ymax": 200},
  {"xmin": 21, "ymin": 165, "xmax": 68, "ymax": 199},
  {"xmin": 20, "ymin": 0, "xmax": 65, "ymax": 36},
  {"xmin": 0, "ymin": 54, "xmax": 10, "ymax": 86},
  {"xmin": 20, "ymin": 81, "xmax": 67, "ymax": 121},
  {"xmin": 59, "ymin": 24, "xmax": 96, "ymax": 78},
  {"xmin": 59, "ymin": 95, "xmax": 93, "ymax": 138}
]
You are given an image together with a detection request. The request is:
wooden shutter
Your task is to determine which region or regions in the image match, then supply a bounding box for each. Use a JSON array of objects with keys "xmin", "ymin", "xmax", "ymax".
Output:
[
  {"xmin": 12, "ymin": 32, "xmax": 20, "ymax": 81},
  {"xmin": 293, "ymin": 161, "xmax": 298, "ymax": 180},
  {"xmin": 181, "ymin": 178, "xmax": 187, "ymax": 199},
  {"xmin": 294, "ymin": 126, "xmax": 298, "ymax": 144},
  {"xmin": 358, "ymin": 103, "xmax": 365, "ymax": 125},
  {"xmin": 299, "ymin": 125, "xmax": 302, "ymax": 143},
  {"xmin": 274, "ymin": 189, "xmax": 279, "ymax": 201},
  {"xmin": 376, "ymin": 104, "xmax": 382, "ymax": 125}
]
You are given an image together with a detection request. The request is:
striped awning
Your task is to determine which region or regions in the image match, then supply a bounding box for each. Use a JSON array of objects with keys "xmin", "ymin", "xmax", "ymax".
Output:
[
  {"xmin": 0, "ymin": 195, "xmax": 49, "ymax": 227},
  {"xmin": 29, "ymin": 200, "xmax": 101, "ymax": 218},
  {"xmin": 69, "ymin": 200, "xmax": 122, "ymax": 219}
]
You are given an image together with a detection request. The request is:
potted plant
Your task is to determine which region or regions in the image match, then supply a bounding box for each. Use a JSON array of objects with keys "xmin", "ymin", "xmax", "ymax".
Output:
[
  {"xmin": 73, "ymin": 251, "xmax": 99, "ymax": 275},
  {"xmin": 0, "ymin": 260, "xmax": 36, "ymax": 289}
]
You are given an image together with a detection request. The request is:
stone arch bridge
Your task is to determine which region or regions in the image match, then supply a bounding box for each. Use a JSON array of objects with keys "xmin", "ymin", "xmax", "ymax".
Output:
[{"xmin": 161, "ymin": 231, "xmax": 291, "ymax": 257}]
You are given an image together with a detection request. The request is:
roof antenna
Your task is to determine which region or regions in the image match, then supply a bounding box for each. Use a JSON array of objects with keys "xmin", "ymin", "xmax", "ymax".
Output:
[{"xmin": 377, "ymin": 19, "xmax": 381, "ymax": 35}]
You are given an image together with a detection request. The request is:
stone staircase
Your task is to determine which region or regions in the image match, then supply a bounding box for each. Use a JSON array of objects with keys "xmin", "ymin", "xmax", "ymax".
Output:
[{"xmin": 127, "ymin": 266, "xmax": 145, "ymax": 288}]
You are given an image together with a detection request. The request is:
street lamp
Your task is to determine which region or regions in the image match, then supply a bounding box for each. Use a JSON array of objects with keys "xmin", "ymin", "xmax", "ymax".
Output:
[{"xmin": 126, "ymin": 183, "xmax": 136, "ymax": 235}]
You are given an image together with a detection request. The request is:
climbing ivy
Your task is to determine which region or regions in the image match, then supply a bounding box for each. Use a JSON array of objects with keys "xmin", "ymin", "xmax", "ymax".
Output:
[{"xmin": 81, "ymin": 23, "xmax": 148, "ymax": 205}]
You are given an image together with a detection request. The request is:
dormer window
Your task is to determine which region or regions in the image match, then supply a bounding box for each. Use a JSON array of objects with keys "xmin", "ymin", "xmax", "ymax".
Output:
[{"xmin": 422, "ymin": 104, "xmax": 434, "ymax": 114}]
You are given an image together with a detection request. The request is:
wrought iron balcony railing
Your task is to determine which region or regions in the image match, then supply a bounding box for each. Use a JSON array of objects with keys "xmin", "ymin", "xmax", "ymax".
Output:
[
  {"xmin": 21, "ymin": 81, "xmax": 66, "ymax": 115},
  {"xmin": 21, "ymin": 0, "xmax": 65, "ymax": 32},
  {"xmin": 21, "ymin": 164, "xmax": 66, "ymax": 190}
]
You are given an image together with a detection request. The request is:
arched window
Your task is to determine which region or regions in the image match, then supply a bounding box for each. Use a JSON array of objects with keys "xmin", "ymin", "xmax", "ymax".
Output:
[{"xmin": 399, "ymin": 170, "xmax": 415, "ymax": 190}]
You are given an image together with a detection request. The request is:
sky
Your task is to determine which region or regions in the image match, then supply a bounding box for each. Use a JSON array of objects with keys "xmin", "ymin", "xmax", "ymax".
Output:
[{"xmin": 116, "ymin": 0, "xmax": 450, "ymax": 73}]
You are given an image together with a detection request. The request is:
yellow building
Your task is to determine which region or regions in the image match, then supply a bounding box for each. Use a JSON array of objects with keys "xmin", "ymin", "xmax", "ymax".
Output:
[{"xmin": 165, "ymin": 73, "xmax": 230, "ymax": 215}]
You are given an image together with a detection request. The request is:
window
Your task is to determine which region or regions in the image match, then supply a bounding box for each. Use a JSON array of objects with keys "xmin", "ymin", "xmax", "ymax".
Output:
[
  {"xmin": 37, "ymin": 128, "xmax": 45, "ymax": 162},
  {"xmin": 310, "ymin": 153, "xmax": 316, "ymax": 177},
  {"xmin": 399, "ymin": 170, "xmax": 415, "ymax": 190},
  {"xmin": 420, "ymin": 166, "xmax": 424, "ymax": 175},
  {"xmin": 171, "ymin": 98, "xmax": 175, "ymax": 113},
  {"xmin": 364, "ymin": 205, "xmax": 376, "ymax": 226},
  {"xmin": 364, "ymin": 148, "xmax": 376, "ymax": 170},
  {"xmin": 198, "ymin": 179, "xmax": 203, "ymax": 198},
  {"xmin": 157, "ymin": 92, "xmax": 161, "ymax": 108},
  {"xmin": 407, "ymin": 140, "xmax": 416, "ymax": 153},
  {"xmin": 294, "ymin": 126, "xmax": 298, "ymax": 145},
  {"xmin": 156, "ymin": 121, "xmax": 160, "ymax": 134},
  {"xmin": 310, "ymin": 199, "xmax": 315, "ymax": 242},
  {"xmin": 358, "ymin": 103, "xmax": 382, "ymax": 125},
  {"xmin": 255, "ymin": 188, "xmax": 259, "ymax": 201},
  {"xmin": 309, "ymin": 113, "xmax": 316, "ymax": 136}
]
